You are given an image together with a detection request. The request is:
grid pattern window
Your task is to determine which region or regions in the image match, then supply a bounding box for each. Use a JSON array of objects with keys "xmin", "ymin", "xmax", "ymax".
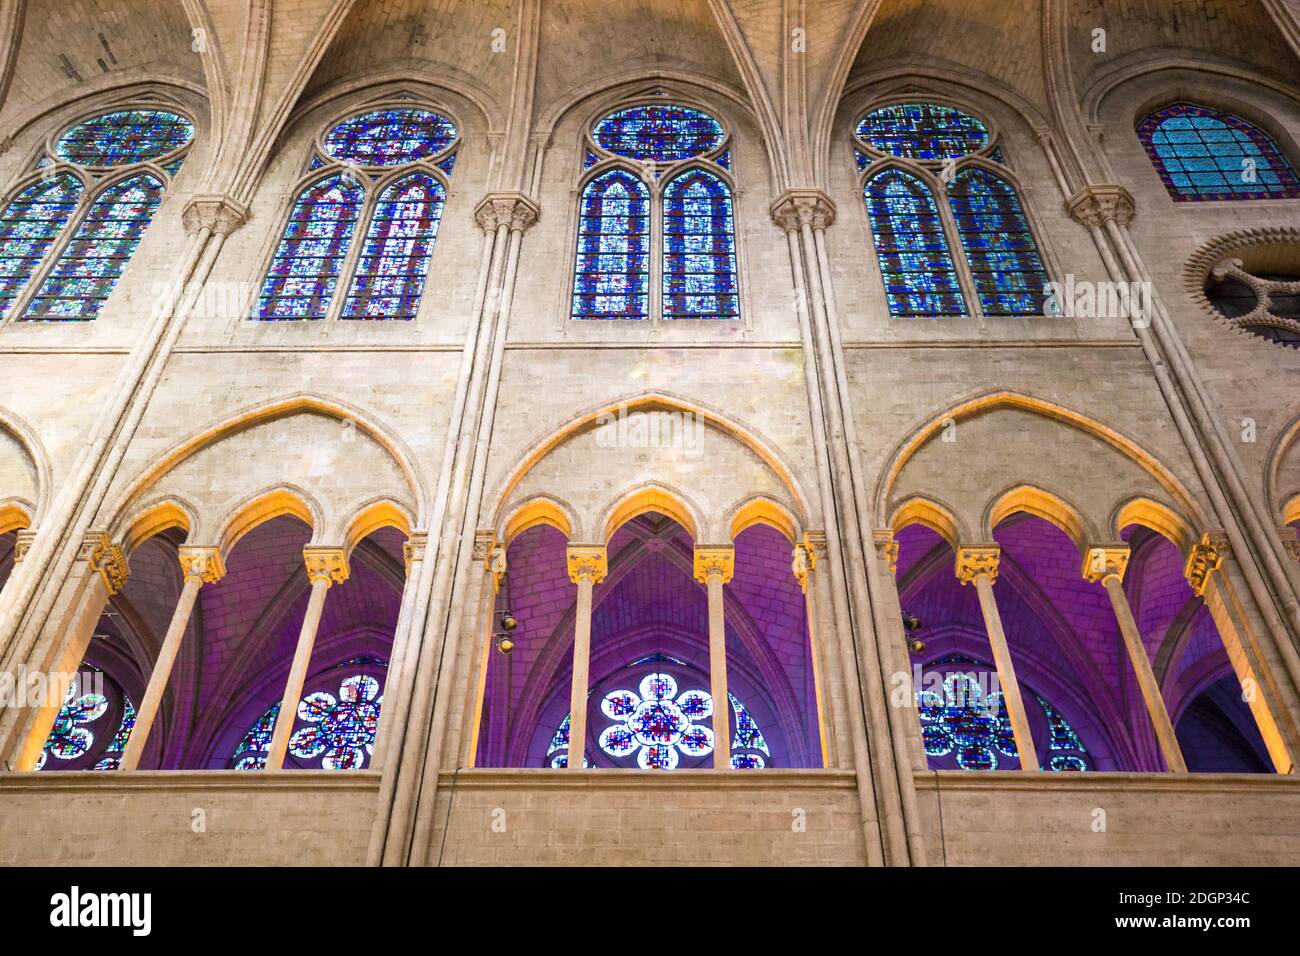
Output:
[
  {"xmin": 1138, "ymin": 103, "xmax": 1300, "ymax": 201},
  {"xmin": 592, "ymin": 105, "xmax": 725, "ymax": 163},
  {"xmin": 571, "ymin": 168, "xmax": 651, "ymax": 320},
  {"xmin": 863, "ymin": 168, "xmax": 965, "ymax": 317},
  {"xmin": 662, "ymin": 169, "xmax": 738, "ymax": 320},
  {"xmin": 341, "ymin": 172, "xmax": 445, "ymax": 321},
  {"xmin": 857, "ymin": 103, "xmax": 989, "ymax": 161},
  {"xmin": 946, "ymin": 167, "xmax": 1049, "ymax": 315},
  {"xmin": 55, "ymin": 110, "xmax": 193, "ymax": 166},
  {"xmin": 0, "ymin": 175, "xmax": 83, "ymax": 318},
  {"xmin": 323, "ymin": 108, "xmax": 457, "ymax": 167}
]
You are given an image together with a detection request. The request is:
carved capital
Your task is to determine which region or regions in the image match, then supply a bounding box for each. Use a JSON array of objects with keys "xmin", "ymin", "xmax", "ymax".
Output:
[
  {"xmin": 872, "ymin": 529, "xmax": 899, "ymax": 575},
  {"xmin": 1184, "ymin": 531, "xmax": 1228, "ymax": 597},
  {"xmin": 83, "ymin": 532, "xmax": 129, "ymax": 595},
  {"xmin": 770, "ymin": 189, "xmax": 836, "ymax": 233},
  {"xmin": 566, "ymin": 545, "xmax": 607, "ymax": 585},
  {"xmin": 1279, "ymin": 525, "xmax": 1300, "ymax": 563},
  {"xmin": 1082, "ymin": 545, "xmax": 1130, "ymax": 584},
  {"xmin": 471, "ymin": 530, "xmax": 495, "ymax": 563},
  {"xmin": 954, "ymin": 545, "xmax": 1000, "ymax": 586},
  {"xmin": 181, "ymin": 194, "xmax": 250, "ymax": 237},
  {"xmin": 802, "ymin": 530, "xmax": 828, "ymax": 562},
  {"xmin": 1065, "ymin": 184, "xmax": 1135, "ymax": 229},
  {"xmin": 12, "ymin": 529, "xmax": 36, "ymax": 565},
  {"xmin": 694, "ymin": 545, "xmax": 735, "ymax": 585},
  {"xmin": 791, "ymin": 541, "xmax": 816, "ymax": 593},
  {"xmin": 474, "ymin": 191, "xmax": 540, "ymax": 233},
  {"xmin": 403, "ymin": 532, "xmax": 428, "ymax": 574},
  {"xmin": 178, "ymin": 546, "xmax": 226, "ymax": 585},
  {"xmin": 303, "ymin": 547, "xmax": 349, "ymax": 586}
]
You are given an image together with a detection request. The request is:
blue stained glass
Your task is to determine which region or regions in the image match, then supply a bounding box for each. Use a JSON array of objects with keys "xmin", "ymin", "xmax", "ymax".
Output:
[
  {"xmin": 0, "ymin": 174, "xmax": 83, "ymax": 317},
  {"xmin": 863, "ymin": 168, "xmax": 966, "ymax": 316},
  {"xmin": 857, "ymin": 103, "xmax": 988, "ymax": 161},
  {"xmin": 91, "ymin": 697, "xmax": 136, "ymax": 771},
  {"xmin": 341, "ymin": 172, "xmax": 445, "ymax": 320},
  {"xmin": 56, "ymin": 110, "xmax": 193, "ymax": 166},
  {"xmin": 323, "ymin": 108, "xmax": 458, "ymax": 167},
  {"xmin": 946, "ymin": 166, "xmax": 1049, "ymax": 315},
  {"xmin": 571, "ymin": 168, "xmax": 650, "ymax": 319},
  {"xmin": 583, "ymin": 151, "xmax": 600, "ymax": 170},
  {"xmin": 855, "ymin": 149, "xmax": 871, "ymax": 172},
  {"xmin": 253, "ymin": 174, "xmax": 364, "ymax": 320},
  {"xmin": 23, "ymin": 173, "xmax": 164, "ymax": 320},
  {"xmin": 1137, "ymin": 103, "xmax": 1300, "ymax": 201},
  {"xmin": 435, "ymin": 152, "xmax": 457, "ymax": 175},
  {"xmin": 662, "ymin": 169, "xmax": 739, "ymax": 320},
  {"xmin": 714, "ymin": 150, "xmax": 731, "ymax": 170},
  {"xmin": 593, "ymin": 105, "xmax": 725, "ymax": 163},
  {"xmin": 288, "ymin": 674, "xmax": 382, "ymax": 770},
  {"xmin": 36, "ymin": 674, "xmax": 108, "ymax": 769}
]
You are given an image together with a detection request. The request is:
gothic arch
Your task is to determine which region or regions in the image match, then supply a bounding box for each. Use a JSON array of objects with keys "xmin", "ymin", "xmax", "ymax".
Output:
[
  {"xmin": 0, "ymin": 404, "xmax": 50, "ymax": 526},
  {"xmin": 986, "ymin": 484, "xmax": 1093, "ymax": 554}
]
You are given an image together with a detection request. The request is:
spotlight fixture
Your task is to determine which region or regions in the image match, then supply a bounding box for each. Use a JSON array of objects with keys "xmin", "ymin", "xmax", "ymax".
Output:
[
  {"xmin": 500, "ymin": 611, "xmax": 518, "ymax": 632},
  {"xmin": 495, "ymin": 633, "xmax": 514, "ymax": 655},
  {"xmin": 901, "ymin": 611, "xmax": 924, "ymax": 655}
]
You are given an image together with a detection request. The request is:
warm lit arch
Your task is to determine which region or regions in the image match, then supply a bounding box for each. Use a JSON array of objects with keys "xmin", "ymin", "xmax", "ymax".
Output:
[
  {"xmin": 889, "ymin": 496, "xmax": 962, "ymax": 550},
  {"xmin": 121, "ymin": 498, "xmax": 196, "ymax": 557},
  {"xmin": 343, "ymin": 498, "xmax": 414, "ymax": 556},
  {"xmin": 501, "ymin": 496, "xmax": 576, "ymax": 545},
  {"xmin": 216, "ymin": 486, "xmax": 320, "ymax": 556},
  {"xmin": 0, "ymin": 500, "xmax": 32, "ymax": 537},
  {"xmin": 600, "ymin": 484, "xmax": 703, "ymax": 544},
  {"xmin": 1113, "ymin": 497, "xmax": 1197, "ymax": 555},
  {"xmin": 1285, "ymin": 496, "xmax": 1300, "ymax": 529},
  {"xmin": 727, "ymin": 496, "xmax": 799, "ymax": 544},
  {"xmin": 987, "ymin": 485, "xmax": 1090, "ymax": 555}
]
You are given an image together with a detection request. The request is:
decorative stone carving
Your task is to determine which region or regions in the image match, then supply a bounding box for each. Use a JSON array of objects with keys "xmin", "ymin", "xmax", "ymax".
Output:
[
  {"xmin": 1082, "ymin": 545, "xmax": 1131, "ymax": 584},
  {"xmin": 1184, "ymin": 531, "xmax": 1229, "ymax": 597},
  {"xmin": 178, "ymin": 546, "xmax": 226, "ymax": 584},
  {"xmin": 474, "ymin": 191, "xmax": 540, "ymax": 233},
  {"xmin": 181, "ymin": 194, "xmax": 250, "ymax": 237},
  {"xmin": 404, "ymin": 532, "xmax": 428, "ymax": 574},
  {"xmin": 770, "ymin": 189, "xmax": 836, "ymax": 233},
  {"xmin": 872, "ymin": 529, "xmax": 899, "ymax": 575},
  {"xmin": 12, "ymin": 529, "xmax": 36, "ymax": 565},
  {"xmin": 693, "ymin": 545, "xmax": 735, "ymax": 585},
  {"xmin": 303, "ymin": 547, "xmax": 350, "ymax": 586},
  {"xmin": 1065, "ymin": 184, "xmax": 1135, "ymax": 229},
  {"xmin": 83, "ymin": 532, "xmax": 129, "ymax": 595},
  {"xmin": 1280, "ymin": 526, "xmax": 1300, "ymax": 563},
  {"xmin": 954, "ymin": 545, "xmax": 1000, "ymax": 586},
  {"xmin": 566, "ymin": 545, "xmax": 608, "ymax": 585}
]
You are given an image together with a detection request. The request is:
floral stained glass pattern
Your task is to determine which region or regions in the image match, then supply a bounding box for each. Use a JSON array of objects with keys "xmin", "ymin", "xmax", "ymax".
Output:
[
  {"xmin": 24, "ymin": 174, "xmax": 164, "ymax": 320},
  {"xmin": 55, "ymin": 110, "xmax": 193, "ymax": 166},
  {"xmin": 662, "ymin": 169, "xmax": 739, "ymax": 320},
  {"xmin": 946, "ymin": 166, "xmax": 1049, "ymax": 315},
  {"xmin": 341, "ymin": 172, "xmax": 445, "ymax": 320},
  {"xmin": 36, "ymin": 673, "xmax": 108, "ymax": 770},
  {"xmin": 1137, "ymin": 103, "xmax": 1300, "ymax": 201},
  {"xmin": 92, "ymin": 698, "xmax": 137, "ymax": 771},
  {"xmin": 253, "ymin": 174, "xmax": 364, "ymax": 320},
  {"xmin": 289, "ymin": 674, "xmax": 383, "ymax": 770},
  {"xmin": 233, "ymin": 703, "xmax": 280, "ymax": 770},
  {"xmin": 0, "ymin": 174, "xmax": 83, "ymax": 317},
  {"xmin": 857, "ymin": 103, "xmax": 988, "ymax": 161},
  {"xmin": 863, "ymin": 168, "xmax": 965, "ymax": 316},
  {"xmin": 592, "ymin": 105, "xmax": 724, "ymax": 163},
  {"xmin": 572, "ymin": 168, "xmax": 650, "ymax": 319},
  {"xmin": 323, "ymin": 108, "xmax": 457, "ymax": 167}
]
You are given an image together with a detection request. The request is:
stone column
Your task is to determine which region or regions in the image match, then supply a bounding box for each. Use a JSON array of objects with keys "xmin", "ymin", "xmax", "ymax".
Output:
[
  {"xmin": 119, "ymin": 546, "xmax": 225, "ymax": 771},
  {"xmin": 694, "ymin": 545, "xmax": 735, "ymax": 769},
  {"xmin": 263, "ymin": 547, "xmax": 349, "ymax": 771},
  {"xmin": 565, "ymin": 545, "xmax": 606, "ymax": 770},
  {"xmin": 1084, "ymin": 545, "xmax": 1187, "ymax": 773},
  {"xmin": 955, "ymin": 546, "xmax": 1039, "ymax": 771}
]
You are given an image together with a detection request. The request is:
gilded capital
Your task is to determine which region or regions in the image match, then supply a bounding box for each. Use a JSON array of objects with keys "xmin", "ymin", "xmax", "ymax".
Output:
[
  {"xmin": 474, "ymin": 191, "xmax": 540, "ymax": 233},
  {"xmin": 955, "ymin": 545, "xmax": 1000, "ymax": 586},
  {"xmin": 1065, "ymin": 184, "xmax": 1135, "ymax": 229},
  {"xmin": 873, "ymin": 529, "xmax": 899, "ymax": 575},
  {"xmin": 179, "ymin": 546, "xmax": 226, "ymax": 585},
  {"xmin": 12, "ymin": 529, "xmax": 36, "ymax": 565},
  {"xmin": 770, "ymin": 189, "xmax": 836, "ymax": 233},
  {"xmin": 82, "ymin": 532, "xmax": 129, "ymax": 595},
  {"xmin": 1184, "ymin": 531, "xmax": 1228, "ymax": 597},
  {"xmin": 1082, "ymin": 545, "xmax": 1130, "ymax": 584},
  {"xmin": 1279, "ymin": 525, "xmax": 1300, "ymax": 563},
  {"xmin": 303, "ymin": 547, "xmax": 349, "ymax": 586},
  {"xmin": 181, "ymin": 194, "xmax": 250, "ymax": 237},
  {"xmin": 694, "ymin": 545, "xmax": 735, "ymax": 584},
  {"xmin": 404, "ymin": 532, "xmax": 428, "ymax": 575},
  {"xmin": 566, "ymin": 545, "xmax": 607, "ymax": 585}
]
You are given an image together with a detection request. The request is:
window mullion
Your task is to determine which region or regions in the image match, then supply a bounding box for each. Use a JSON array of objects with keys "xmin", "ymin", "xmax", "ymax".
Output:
[
  {"xmin": 936, "ymin": 172, "xmax": 984, "ymax": 321},
  {"xmin": 650, "ymin": 182, "xmax": 663, "ymax": 323},
  {"xmin": 324, "ymin": 181, "xmax": 374, "ymax": 323}
]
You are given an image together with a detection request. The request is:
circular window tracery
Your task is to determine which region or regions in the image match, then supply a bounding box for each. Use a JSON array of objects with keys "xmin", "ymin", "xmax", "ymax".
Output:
[
  {"xmin": 1206, "ymin": 256, "xmax": 1300, "ymax": 347},
  {"xmin": 322, "ymin": 107, "xmax": 458, "ymax": 167},
  {"xmin": 591, "ymin": 104, "xmax": 725, "ymax": 163},
  {"xmin": 856, "ymin": 102, "xmax": 989, "ymax": 161},
  {"xmin": 55, "ymin": 109, "xmax": 193, "ymax": 167}
]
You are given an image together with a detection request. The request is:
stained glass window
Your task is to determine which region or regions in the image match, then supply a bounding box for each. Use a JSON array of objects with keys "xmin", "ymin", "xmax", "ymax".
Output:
[
  {"xmin": 571, "ymin": 168, "xmax": 650, "ymax": 320},
  {"xmin": 863, "ymin": 168, "xmax": 966, "ymax": 316},
  {"xmin": 592, "ymin": 105, "xmax": 724, "ymax": 163},
  {"xmin": 946, "ymin": 166, "xmax": 1049, "ymax": 315},
  {"xmin": 35, "ymin": 673, "xmax": 108, "ymax": 770},
  {"xmin": 323, "ymin": 108, "xmax": 457, "ymax": 166},
  {"xmin": 24, "ymin": 173, "xmax": 164, "ymax": 320},
  {"xmin": 915, "ymin": 668, "xmax": 1090, "ymax": 771},
  {"xmin": 341, "ymin": 172, "xmax": 445, "ymax": 320},
  {"xmin": 232, "ymin": 670, "xmax": 384, "ymax": 770},
  {"xmin": 55, "ymin": 110, "xmax": 193, "ymax": 166},
  {"xmin": 857, "ymin": 103, "xmax": 988, "ymax": 161},
  {"xmin": 548, "ymin": 669, "xmax": 769, "ymax": 770},
  {"xmin": 662, "ymin": 169, "xmax": 739, "ymax": 320},
  {"xmin": 1138, "ymin": 103, "xmax": 1300, "ymax": 201},
  {"xmin": 0, "ymin": 174, "xmax": 83, "ymax": 318},
  {"xmin": 253, "ymin": 174, "xmax": 364, "ymax": 320},
  {"xmin": 92, "ymin": 697, "xmax": 137, "ymax": 771}
]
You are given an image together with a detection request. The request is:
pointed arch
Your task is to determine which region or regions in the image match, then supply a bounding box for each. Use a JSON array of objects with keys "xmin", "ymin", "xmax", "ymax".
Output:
[
  {"xmin": 121, "ymin": 498, "xmax": 197, "ymax": 557},
  {"xmin": 571, "ymin": 166, "xmax": 650, "ymax": 320},
  {"xmin": 727, "ymin": 496, "xmax": 799, "ymax": 544},
  {"xmin": 1113, "ymin": 497, "xmax": 1197, "ymax": 555},
  {"xmin": 889, "ymin": 495, "xmax": 962, "ymax": 551},
  {"xmin": 599, "ymin": 483, "xmax": 704, "ymax": 544},
  {"xmin": 0, "ymin": 500, "xmax": 31, "ymax": 537},
  {"xmin": 945, "ymin": 165, "xmax": 1050, "ymax": 315},
  {"xmin": 661, "ymin": 166, "xmax": 739, "ymax": 320},
  {"xmin": 862, "ymin": 165, "xmax": 965, "ymax": 317},
  {"xmin": 987, "ymin": 485, "xmax": 1091, "ymax": 555},
  {"xmin": 501, "ymin": 496, "xmax": 576, "ymax": 546},
  {"xmin": 0, "ymin": 172, "xmax": 84, "ymax": 319},
  {"xmin": 216, "ymin": 485, "xmax": 320, "ymax": 555},
  {"xmin": 253, "ymin": 173, "xmax": 365, "ymax": 320},
  {"xmin": 342, "ymin": 498, "xmax": 413, "ymax": 556}
]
